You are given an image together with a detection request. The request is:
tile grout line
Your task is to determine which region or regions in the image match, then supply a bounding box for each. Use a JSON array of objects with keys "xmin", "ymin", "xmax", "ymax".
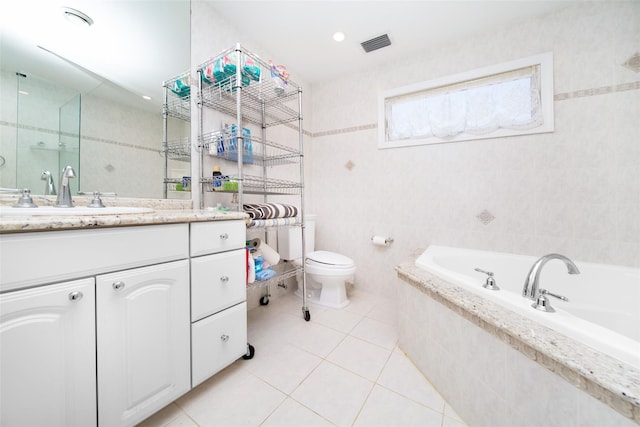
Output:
[
  {"xmin": 246, "ymin": 293, "xmax": 459, "ymax": 426},
  {"xmin": 250, "ymin": 302, "xmax": 354, "ymax": 426},
  {"xmin": 347, "ymin": 340, "xmax": 397, "ymax": 425}
]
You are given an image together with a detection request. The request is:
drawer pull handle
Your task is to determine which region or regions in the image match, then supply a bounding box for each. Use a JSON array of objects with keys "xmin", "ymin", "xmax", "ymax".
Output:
[
  {"xmin": 113, "ymin": 281, "xmax": 125, "ymax": 291},
  {"xmin": 220, "ymin": 275, "xmax": 229, "ymax": 284},
  {"xmin": 219, "ymin": 233, "xmax": 229, "ymax": 240},
  {"xmin": 221, "ymin": 334, "xmax": 229, "ymax": 342},
  {"xmin": 69, "ymin": 291, "xmax": 84, "ymax": 301}
]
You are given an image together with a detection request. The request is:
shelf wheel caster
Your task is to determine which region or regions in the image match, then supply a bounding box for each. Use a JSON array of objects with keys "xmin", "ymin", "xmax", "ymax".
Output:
[
  {"xmin": 242, "ymin": 343, "xmax": 255, "ymax": 360},
  {"xmin": 303, "ymin": 309, "xmax": 310, "ymax": 322},
  {"xmin": 259, "ymin": 295, "xmax": 270, "ymax": 306}
]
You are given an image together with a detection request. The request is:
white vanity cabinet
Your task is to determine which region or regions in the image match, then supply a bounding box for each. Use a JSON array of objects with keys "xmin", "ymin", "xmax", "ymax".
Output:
[
  {"xmin": 189, "ymin": 220, "xmax": 248, "ymax": 387},
  {"xmin": 0, "ymin": 224, "xmax": 190, "ymax": 427},
  {"xmin": 96, "ymin": 260, "xmax": 190, "ymax": 427},
  {"xmin": 0, "ymin": 219, "xmax": 248, "ymax": 426},
  {"xmin": 0, "ymin": 278, "xmax": 97, "ymax": 427}
]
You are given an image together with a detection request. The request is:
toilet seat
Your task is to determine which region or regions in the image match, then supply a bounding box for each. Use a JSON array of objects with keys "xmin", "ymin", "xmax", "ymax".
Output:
[
  {"xmin": 305, "ymin": 251, "xmax": 356, "ymax": 276},
  {"xmin": 306, "ymin": 251, "xmax": 354, "ymax": 268}
]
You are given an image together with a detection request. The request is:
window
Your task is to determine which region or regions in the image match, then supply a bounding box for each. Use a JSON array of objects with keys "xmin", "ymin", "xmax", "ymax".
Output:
[{"xmin": 378, "ymin": 52, "xmax": 554, "ymax": 149}]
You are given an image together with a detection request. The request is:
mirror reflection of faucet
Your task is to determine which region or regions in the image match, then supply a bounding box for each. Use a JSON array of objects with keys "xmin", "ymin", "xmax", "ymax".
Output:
[{"xmin": 41, "ymin": 170, "xmax": 56, "ymax": 195}]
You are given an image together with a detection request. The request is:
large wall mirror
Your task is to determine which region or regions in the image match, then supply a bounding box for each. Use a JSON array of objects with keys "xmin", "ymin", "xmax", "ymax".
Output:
[{"xmin": 0, "ymin": 0, "xmax": 191, "ymax": 199}]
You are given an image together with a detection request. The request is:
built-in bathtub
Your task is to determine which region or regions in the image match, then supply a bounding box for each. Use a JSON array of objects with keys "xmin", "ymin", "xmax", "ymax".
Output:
[{"xmin": 396, "ymin": 245, "xmax": 640, "ymax": 426}]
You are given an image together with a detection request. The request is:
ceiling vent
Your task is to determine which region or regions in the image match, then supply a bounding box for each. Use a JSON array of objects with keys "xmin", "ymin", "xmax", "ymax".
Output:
[{"xmin": 361, "ymin": 34, "xmax": 391, "ymax": 53}]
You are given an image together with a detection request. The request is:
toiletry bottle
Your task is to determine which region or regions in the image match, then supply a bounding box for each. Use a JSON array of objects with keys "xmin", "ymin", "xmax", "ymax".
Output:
[{"xmin": 212, "ymin": 166, "xmax": 223, "ymax": 191}]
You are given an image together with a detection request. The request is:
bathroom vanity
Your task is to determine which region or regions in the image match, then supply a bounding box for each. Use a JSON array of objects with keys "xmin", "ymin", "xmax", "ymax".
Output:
[{"xmin": 0, "ymin": 205, "xmax": 248, "ymax": 427}]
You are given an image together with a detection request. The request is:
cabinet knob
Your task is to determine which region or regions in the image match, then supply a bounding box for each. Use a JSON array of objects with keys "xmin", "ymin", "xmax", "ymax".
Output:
[
  {"xmin": 68, "ymin": 291, "xmax": 84, "ymax": 301},
  {"xmin": 220, "ymin": 275, "xmax": 229, "ymax": 284},
  {"xmin": 220, "ymin": 334, "xmax": 229, "ymax": 342},
  {"xmin": 112, "ymin": 281, "xmax": 125, "ymax": 291},
  {"xmin": 219, "ymin": 233, "xmax": 229, "ymax": 240}
]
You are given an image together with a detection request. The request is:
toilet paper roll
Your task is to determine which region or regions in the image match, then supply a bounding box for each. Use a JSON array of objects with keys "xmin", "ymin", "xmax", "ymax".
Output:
[
  {"xmin": 372, "ymin": 235, "xmax": 389, "ymax": 246},
  {"xmin": 259, "ymin": 242, "xmax": 281, "ymax": 266},
  {"xmin": 247, "ymin": 238, "xmax": 261, "ymax": 249}
]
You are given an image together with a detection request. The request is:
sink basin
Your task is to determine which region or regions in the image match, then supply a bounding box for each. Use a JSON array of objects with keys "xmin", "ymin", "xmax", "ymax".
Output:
[{"xmin": 0, "ymin": 206, "xmax": 154, "ymax": 216}]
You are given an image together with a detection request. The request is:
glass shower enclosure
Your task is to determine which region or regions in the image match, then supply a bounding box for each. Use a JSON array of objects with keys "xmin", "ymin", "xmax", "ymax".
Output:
[{"xmin": 15, "ymin": 72, "xmax": 80, "ymax": 195}]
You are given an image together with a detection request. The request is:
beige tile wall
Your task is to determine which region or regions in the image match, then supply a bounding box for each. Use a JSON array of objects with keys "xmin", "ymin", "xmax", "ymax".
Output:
[{"xmin": 309, "ymin": 1, "xmax": 640, "ymax": 297}]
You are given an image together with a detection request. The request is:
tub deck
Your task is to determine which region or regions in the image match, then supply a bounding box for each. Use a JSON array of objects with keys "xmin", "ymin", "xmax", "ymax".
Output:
[{"xmin": 396, "ymin": 255, "xmax": 640, "ymax": 425}]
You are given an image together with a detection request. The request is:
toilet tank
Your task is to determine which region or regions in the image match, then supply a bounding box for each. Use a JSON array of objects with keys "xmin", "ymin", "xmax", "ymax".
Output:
[{"xmin": 277, "ymin": 218, "xmax": 315, "ymax": 260}]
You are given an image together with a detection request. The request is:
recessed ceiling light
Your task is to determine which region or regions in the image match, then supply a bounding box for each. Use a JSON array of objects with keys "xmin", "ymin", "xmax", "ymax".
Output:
[
  {"xmin": 18, "ymin": 90, "xmax": 29, "ymax": 95},
  {"xmin": 333, "ymin": 32, "xmax": 345, "ymax": 42},
  {"xmin": 62, "ymin": 7, "xmax": 94, "ymax": 27},
  {"xmin": 142, "ymin": 95, "xmax": 151, "ymax": 100}
]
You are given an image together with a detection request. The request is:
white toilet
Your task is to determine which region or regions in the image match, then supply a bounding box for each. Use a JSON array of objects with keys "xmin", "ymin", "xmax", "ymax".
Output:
[{"xmin": 278, "ymin": 218, "xmax": 356, "ymax": 308}]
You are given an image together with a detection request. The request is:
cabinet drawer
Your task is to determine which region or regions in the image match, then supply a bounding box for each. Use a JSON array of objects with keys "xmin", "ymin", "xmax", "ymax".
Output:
[
  {"xmin": 191, "ymin": 249, "xmax": 246, "ymax": 321},
  {"xmin": 192, "ymin": 302, "xmax": 247, "ymax": 387},
  {"xmin": 0, "ymin": 224, "xmax": 188, "ymax": 293},
  {"xmin": 190, "ymin": 220, "xmax": 245, "ymax": 257}
]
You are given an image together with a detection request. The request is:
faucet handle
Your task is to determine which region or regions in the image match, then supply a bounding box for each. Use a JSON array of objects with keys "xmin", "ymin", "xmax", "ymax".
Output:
[
  {"xmin": 80, "ymin": 191, "xmax": 117, "ymax": 208},
  {"xmin": 474, "ymin": 268, "xmax": 493, "ymax": 276},
  {"xmin": 540, "ymin": 289, "xmax": 569, "ymax": 302},
  {"xmin": 13, "ymin": 189, "xmax": 38, "ymax": 208},
  {"xmin": 474, "ymin": 268, "xmax": 500, "ymax": 291},
  {"xmin": 532, "ymin": 289, "xmax": 569, "ymax": 313},
  {"xmin": 0, "ymin": 187, "xmax": 22, "ymax": 194}
]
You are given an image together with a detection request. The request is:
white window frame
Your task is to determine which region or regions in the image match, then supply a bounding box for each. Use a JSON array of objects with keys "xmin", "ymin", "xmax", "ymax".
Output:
[{"xmin": 378, "ymin": 52, "xmax": 554, "ymax": 149}]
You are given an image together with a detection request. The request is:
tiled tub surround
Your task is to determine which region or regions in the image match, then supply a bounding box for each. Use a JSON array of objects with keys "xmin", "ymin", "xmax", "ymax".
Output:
[{"xmin": 396, "ymin": 255, "xmax": 640, "ymax": 426}]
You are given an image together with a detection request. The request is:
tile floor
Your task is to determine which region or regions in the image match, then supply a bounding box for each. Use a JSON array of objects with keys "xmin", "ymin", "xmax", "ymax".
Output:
[{"xmin": 138, "ymin": 291, "xmax": 468, "ymax": 427}]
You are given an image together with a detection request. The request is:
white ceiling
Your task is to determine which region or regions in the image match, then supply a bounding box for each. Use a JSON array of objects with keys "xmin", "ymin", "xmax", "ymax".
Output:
[
  {"xmin": 206, "ymin": 0, "xmax": 576, "ymax": 84},
  {"xmin": 1, "ymin": 0, "xmax": 575, "ymax": 111},
  {"xmin": 0, "ymin": 0, "xmax": 190, "ymax": 111}
]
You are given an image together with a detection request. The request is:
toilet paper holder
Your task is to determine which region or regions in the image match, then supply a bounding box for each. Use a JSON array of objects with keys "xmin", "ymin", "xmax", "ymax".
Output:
[{"xmin": 371, "ymin": 235, "xmax": 394, "ymax": 246}]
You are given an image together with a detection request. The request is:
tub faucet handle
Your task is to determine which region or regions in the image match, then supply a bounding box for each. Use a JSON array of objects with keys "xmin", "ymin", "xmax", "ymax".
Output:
[
  {"xmin": 474, "ymin": 268, "xmax": 500, "ymax": 291},
  {"xmin": 540, "ymin": 289, "xmax": 569, "ymax": 302},
  {"xmin": 532, "ymin": 289, "xmax": 569, "ymax": 313}
]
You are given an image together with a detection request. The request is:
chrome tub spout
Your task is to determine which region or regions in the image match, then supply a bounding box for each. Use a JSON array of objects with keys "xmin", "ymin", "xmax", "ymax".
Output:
[{"xmin": 522, "ymin": 253, "xmax": 580, "ymax": 301}]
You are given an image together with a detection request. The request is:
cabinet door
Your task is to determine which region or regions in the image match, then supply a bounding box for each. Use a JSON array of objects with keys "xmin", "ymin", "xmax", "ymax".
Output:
[
  {"xmin": 192, "ymin": 302, "xmax": 247, "ymax": 387},
  {"xmin": 0, "ymin": 278, "xmax": 96, "ymax": 427},
  {"xmin": 96, "ymin": 260, "xmax": 190, "ymax": 427},
  {"xmin": 191, "ymin": 248, "xmax": 246, "ymax": 321}
]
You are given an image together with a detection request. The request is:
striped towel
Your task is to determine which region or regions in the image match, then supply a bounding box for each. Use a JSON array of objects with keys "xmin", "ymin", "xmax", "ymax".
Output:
[
  {"xmin": 248, "ymin": 216, "xmax": 302, "ymax": 228},
  {"xmin": 243, "ymin": 203, "xmax": 299, "ymax": 220}
]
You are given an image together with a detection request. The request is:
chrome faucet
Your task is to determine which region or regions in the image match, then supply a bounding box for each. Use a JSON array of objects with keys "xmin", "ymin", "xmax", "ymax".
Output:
[
  {"xmin": 41, "ymin": 171, "xmax": 56, "ymax": 195},
  {"xmin": 523, "ymin": 253, "xmax": 579, "ymax": 303},
  {"xmin": 55, "ymin": 165, "xmax": 76, "ymax": 207},
  {"xmin": 1, "ymin": 187, "xmax": 37, "ymax": 207}
]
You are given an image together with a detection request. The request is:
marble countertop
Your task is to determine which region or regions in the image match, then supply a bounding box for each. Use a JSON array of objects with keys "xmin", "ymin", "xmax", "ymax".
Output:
[
  {"xmin": 396, "ymin": 256, "xmax": 640, "ymax": 425},
  {"xmin": 0, "ymin": 196, "xmax": 248, "ymax": 233}
]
